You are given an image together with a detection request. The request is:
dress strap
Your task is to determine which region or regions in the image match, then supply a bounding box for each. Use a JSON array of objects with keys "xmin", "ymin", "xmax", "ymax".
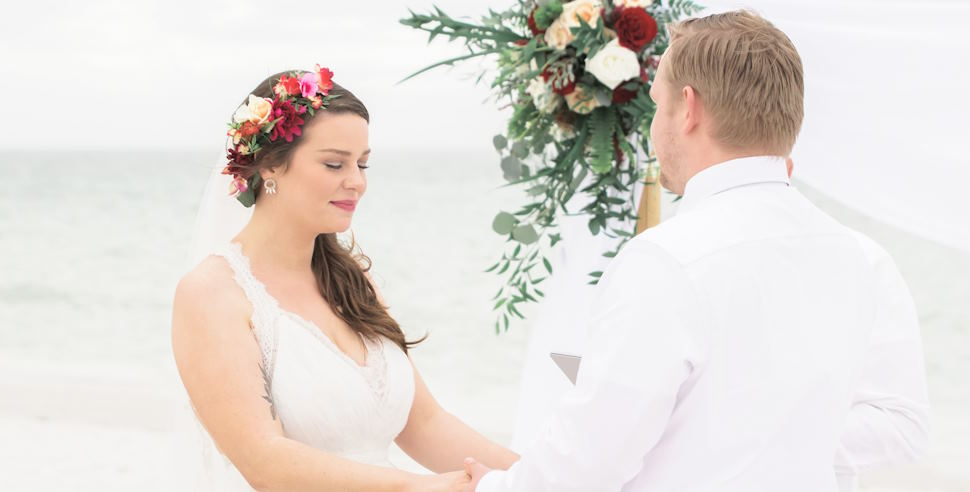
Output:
[{"xmin": 212, "ymin": 242, "xmax": 280, "ymax": 380}]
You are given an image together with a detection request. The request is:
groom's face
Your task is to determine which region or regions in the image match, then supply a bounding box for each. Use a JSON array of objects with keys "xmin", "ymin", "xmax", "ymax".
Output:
[{"xmin": 649, "ymin": 56, "xmax": 685, "ymax": 194}]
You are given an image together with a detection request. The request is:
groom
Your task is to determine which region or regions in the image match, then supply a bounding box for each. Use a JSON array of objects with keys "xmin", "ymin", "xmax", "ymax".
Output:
[{"xmin": 463, "ymin": 10, "xmax": 929, "ymax": 492}]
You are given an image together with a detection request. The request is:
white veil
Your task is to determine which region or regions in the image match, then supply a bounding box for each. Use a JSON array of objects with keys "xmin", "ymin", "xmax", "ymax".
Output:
[
  {"xmin": 166, "ymin": 151, "xmax": 259, "ymax": 491},
  {"xmin": 186, "ymin": 153, "xmax": 254, "ymax": 270}
]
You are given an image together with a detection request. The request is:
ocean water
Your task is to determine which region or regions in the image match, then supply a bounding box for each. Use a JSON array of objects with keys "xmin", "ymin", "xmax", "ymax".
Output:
[{"xmin": 0, "ymin": 150, "xmax": 968, "ymax": 490}]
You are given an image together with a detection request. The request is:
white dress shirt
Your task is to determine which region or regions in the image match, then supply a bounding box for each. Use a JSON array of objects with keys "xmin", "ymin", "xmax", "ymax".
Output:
[{"xmin": 478, "ymin": 156, "xmax": 930, "ymax": 492}]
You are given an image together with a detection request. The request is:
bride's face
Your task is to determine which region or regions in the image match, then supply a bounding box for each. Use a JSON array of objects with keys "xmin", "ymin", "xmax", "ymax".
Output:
[{"xmin": 263, "ymin": 112, "xmax": 370, "ymax": 234}]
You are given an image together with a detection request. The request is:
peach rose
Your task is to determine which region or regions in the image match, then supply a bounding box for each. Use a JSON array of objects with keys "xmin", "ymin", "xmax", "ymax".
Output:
[
  {"xmin": 564, "ymin": 0, "xmax": 602, "ymax": 28},
  {"xmin": 233, "ymin": 95, "xmax": 273, "ymax": 125},
  {"xmin": 544, "ymin": 0, "xmax": 602, "ymax": 51},
  {"xmin": 544, "ymin": 18, "xmax": 573, "ymax": 50},
  {"xmin": 564, "ymin": 85, "xmax": 603, "ymax": 114}
]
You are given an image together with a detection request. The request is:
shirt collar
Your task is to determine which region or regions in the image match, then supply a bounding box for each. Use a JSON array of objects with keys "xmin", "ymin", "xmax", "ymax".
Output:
[{"xmin": 676, "ymin": 155, "xmax": 790, "ymax": 216}]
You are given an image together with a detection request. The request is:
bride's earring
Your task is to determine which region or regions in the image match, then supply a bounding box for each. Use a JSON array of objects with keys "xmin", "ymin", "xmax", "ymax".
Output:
[{"xmin": 263, "ymin": 178, "xmax": 278, "ymax": 195}]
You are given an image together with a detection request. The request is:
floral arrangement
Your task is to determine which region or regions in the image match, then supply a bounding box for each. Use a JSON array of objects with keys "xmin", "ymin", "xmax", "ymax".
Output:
[
  {"xmin": 402, "ymin": 0, "xmax": 701, "ymax": 331},
  {"xmin": 224, "ymin": 65, "xmax": 337, "ymax": 207}
]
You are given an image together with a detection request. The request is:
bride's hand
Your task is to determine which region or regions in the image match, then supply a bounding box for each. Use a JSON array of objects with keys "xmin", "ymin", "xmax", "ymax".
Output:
[{"xmin": 405, "ymin": 470, "xmax": 471, "ymax": 492}]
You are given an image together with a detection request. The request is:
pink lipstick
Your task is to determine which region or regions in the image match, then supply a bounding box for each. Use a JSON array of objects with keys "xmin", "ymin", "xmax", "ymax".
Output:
[{"xmin": 331, "ymin": 200, "xmax": 357, "ymax": 212}]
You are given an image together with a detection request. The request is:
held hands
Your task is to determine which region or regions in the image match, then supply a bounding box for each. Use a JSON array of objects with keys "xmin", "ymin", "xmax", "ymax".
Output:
[
  {"xmin": 462, "ymin": 457, "xmax": 493, "ymax": 492},
  {"xmin": 405, "ymin": 470, "xmax": 470, "ymax": 492},
  {"xmin": 404, "ymin": 457, "xmax": 492, "ymax": 492}
]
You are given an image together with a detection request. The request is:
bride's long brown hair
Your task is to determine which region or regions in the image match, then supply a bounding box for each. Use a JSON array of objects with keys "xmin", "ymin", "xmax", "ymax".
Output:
[{"xmin": 239, "ymin": 71, "xmax": 421, "ymax": 353}]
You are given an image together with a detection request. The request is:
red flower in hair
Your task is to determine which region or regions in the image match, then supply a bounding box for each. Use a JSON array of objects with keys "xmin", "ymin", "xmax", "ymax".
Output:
[
  {"xmin": 269, "ymin": 98, "xmax": 307, "ymax": 143},
  {"xmin": 316, "ymin": 66, "xmax": 334, "ymax": 95},
  {"xmin": 614, "ymin": 8, "xmax": 658, "ymax": 51},
  {"xmin": 225, "ymin": 148, "xmax": 255, "ymax": 177},
  {"xmin": 237, "ymin": 121, "xmax": 261, "ymax": 139},
  {"xmin": 274, "ymin": 75, "xmax": 301, "ymax": 96}
]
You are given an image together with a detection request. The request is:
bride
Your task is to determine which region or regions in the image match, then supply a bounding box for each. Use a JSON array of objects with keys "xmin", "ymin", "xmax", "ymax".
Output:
[{"xmin": 171, "ymin": 66, "xmax": 517, "ymax": 491}]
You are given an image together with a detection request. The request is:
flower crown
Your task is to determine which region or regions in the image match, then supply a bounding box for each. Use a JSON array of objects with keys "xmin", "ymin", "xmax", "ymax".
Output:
[{"xmin": 223, "ymin": 65, "xmax": 336, "ymax": 207}]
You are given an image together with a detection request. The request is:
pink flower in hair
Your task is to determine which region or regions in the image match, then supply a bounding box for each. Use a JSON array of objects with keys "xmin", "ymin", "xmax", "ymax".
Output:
[
  {"xmin": 298, "ymin": 72, "xmax": 319, "ymax": 98},
  {"xmin": 229, "ymin": 176, "xmax": 249, "ymax": 196}
]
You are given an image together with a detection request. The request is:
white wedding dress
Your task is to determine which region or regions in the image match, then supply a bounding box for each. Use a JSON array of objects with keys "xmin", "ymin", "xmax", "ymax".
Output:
[{"xmin": 183, "ymin": 242, "xmax": 416, "ymax": 490}]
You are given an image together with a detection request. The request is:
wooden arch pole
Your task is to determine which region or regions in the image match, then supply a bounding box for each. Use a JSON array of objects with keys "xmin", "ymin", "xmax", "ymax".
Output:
[{"xmin": 635, "ymin": 163, "xmax": 661, "ymax": 234}]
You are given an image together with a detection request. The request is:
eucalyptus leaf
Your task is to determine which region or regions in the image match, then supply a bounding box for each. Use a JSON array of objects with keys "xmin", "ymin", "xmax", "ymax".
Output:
[
  {"xmin": 493, "ymin": 134, "xmax": 508, "ymax": 150},
  {"xmin": 512, "ymin": 140, "xmax": 529, "ymax": 159},
  {"xmin": 511, "ymin": 224, "xmax": 539, "ymax": 244},
  {"xmin": 526, "ymin": 184, "xmax": 547, "ymax": 196},
  {"xmin": 501, "ymin": 155, "xmax": 522, "ymax": 180},
  {"xmin": 492, "ymin": 211, "xmax": 517, "ymax": 235}
]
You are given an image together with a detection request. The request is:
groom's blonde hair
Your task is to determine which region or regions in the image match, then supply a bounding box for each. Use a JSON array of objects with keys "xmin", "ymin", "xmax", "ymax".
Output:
[{"xmin": 664, "ymin": 11, "xmax": 804, "ymax": 155}]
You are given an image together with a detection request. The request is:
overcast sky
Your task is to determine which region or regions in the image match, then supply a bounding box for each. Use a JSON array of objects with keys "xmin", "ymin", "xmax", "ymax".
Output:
[
  {"xmin": 3, "ymin": 0, "xmax": 969, "ymax": 249},
  {"xmin": 0, "ymin": 0, "xmax": 513, "ymax": 152}
]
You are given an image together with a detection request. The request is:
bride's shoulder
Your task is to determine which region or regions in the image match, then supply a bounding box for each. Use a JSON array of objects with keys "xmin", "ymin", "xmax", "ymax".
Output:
[{"xmin": 173, "ymin": 256, "xmax": 250, "ymax": 324}]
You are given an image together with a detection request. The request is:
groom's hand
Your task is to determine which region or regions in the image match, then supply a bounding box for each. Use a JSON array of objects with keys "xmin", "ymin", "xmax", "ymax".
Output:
[{"xmin": 463, "ymin": 457, "xmax": 492, "ymax": 491}]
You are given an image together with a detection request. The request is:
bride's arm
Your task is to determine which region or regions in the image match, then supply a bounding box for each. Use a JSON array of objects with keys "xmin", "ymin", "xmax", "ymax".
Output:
[
  {"xmin": 171, "ymin": 262, "xmax": 462, "ymax": 492},
  {"xmin": 394, "ymin": 361, "xmax": 520, "ymax": 473}
]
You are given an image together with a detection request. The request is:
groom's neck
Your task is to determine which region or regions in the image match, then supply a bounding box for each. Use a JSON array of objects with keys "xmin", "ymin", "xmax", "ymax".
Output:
[{"xmin": 685, "ymin": 142, "xmax": 781, "ymax": 184}]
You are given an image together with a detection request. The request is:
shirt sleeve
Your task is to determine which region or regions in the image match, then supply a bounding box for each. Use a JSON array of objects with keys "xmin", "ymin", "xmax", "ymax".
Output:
[
  {"xmin": 833, "ymin": 241, "xmax": 931, "ymax": 478},
  {"xmin": 477, "ymin": 239, "xmax": 703, "ymax": 492}
]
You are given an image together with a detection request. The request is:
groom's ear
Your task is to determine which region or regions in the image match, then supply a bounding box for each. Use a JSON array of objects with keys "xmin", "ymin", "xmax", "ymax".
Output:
[{"xmin": 681, "ymin": 85, "xmax": 702, "ymax": 135}]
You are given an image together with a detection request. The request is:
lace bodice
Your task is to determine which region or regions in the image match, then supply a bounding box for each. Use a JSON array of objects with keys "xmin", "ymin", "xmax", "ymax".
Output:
[{"xmin": 190, "ymin": 243, "xmax": 416, "ymax": 489}]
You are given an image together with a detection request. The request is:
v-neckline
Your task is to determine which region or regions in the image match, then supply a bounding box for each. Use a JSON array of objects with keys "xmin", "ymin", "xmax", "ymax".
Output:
[{"xmin": 228, "ymin": 242, "xmax": 376, "ymax": 370}]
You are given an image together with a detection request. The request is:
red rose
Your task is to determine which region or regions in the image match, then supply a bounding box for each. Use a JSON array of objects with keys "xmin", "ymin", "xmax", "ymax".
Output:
[
  {"xmin": 612, "ymin": 85, "xmax": 639, "ymax": 104},
  {"xmin": 269, "ymin": 98, "xmax": 307, "ymax": 143},
  {"xmin": 614, "ymin": 8, "xmax": 657, "ymax": 51}
]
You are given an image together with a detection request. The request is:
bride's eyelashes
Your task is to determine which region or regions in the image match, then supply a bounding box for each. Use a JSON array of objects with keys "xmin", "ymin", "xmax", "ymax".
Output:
[{"xmin": 323, "ymin": 161, "xmax": 370, "ymax": 170}]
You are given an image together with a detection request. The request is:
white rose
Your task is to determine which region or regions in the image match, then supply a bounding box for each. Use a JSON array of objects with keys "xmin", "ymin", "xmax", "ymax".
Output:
[
  {"xmin": 233, "ymin": 94, "xmax": 273, "ymax": 125},
  {"xmin": 544, "ymin": 0, "xmax": 602, "ymax": 51},
  {"xmin": 613, "ymin": 0, "xmax": 651, "ymax": 7},
  {"xmin": 526, "ymin": 76, "xmax": 562, "ymax": 114},
  {"xmin": 232, "ymin": 104, "xmax": 253, "ymax": 124},
  {"xmin": 585, "ymin": 38, "xmax": 641, "ymax": 90}
]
